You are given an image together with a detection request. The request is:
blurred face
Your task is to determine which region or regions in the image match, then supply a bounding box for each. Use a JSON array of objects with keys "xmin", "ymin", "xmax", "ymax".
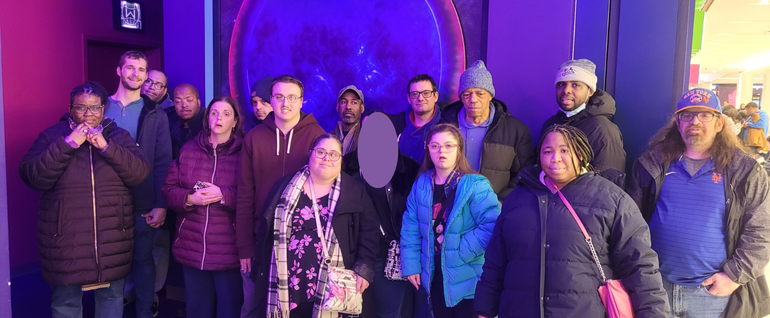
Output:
[
  {"xmin": 250, "ymin": 93, "xmax": 272, "ymax": 120},
  {"xmin": 408, "ymin": 81, "xmax": 438, "ymax": 116},
  {"xmin": 428, "ymin": 131, "xmax": 459, "ymax": 171},
  {"xmin": 540, "ymin": 131, "xmax": 581, "ymax": 188},
  {"xmin": 71, "ymin": 93, "xmax": 105, "ymax": 127},
  {"xmin": 208, "ymin": 101, "xmax": 238, "ymax": 136},
  {"xmin": 747, "ymin": 107, "xmax": 757, "ymax": 115},
  {"xmin": 141, "ymin": 70, "xmax": 168, "ymax": 102},
  {"xmin": 555, "ymin": 81, "xmax": 593, "ymax": 112},
  {"xmin": 676, "ymin": 109, "xmax": 723, "ymax": 147},
  {"xmin": 174, "ymin": 86, "xmax": 201, "ymax": 121},
  {"xmin": 337, "ymin": 91, "xmax": 364, "ymax": 125},
  {"xmin": 460, "ymin": 88, "xmax": 492, "ymax": 122},
  {"xmin": 271, "ymin": 82, "xmax": 303, "ymax": 123},
  {"xmin": 116, "ymin": 58, "xmax": 148, "ymax": 91},
  {"xmin": 309, "ymin": 138, "xmax": 342, "ymax": 181}
]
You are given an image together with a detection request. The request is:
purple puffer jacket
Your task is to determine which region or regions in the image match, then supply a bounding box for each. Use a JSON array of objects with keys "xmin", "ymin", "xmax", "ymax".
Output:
[{"xmin": 163, "ymin": 131, "xmax": 242, "ymax": 271}]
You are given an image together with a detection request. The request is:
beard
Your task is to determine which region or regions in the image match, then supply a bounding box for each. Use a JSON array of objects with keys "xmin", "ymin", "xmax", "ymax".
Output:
[
  {"xmin": 685, "ymin": 134, "xmax": 706, "ymax": 146},
  {"xmin": 121, "ymin": 76, "xmax": 143, "ymax": 91},
  {"xmin": 341, "ymin": 113, "xmax": 358, "ymax": 124}
]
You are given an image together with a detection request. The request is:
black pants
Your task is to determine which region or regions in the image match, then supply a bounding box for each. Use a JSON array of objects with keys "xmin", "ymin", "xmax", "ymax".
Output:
[{"xmin": 430, "ymin": 256, "xmax": 476, "ymax": 318}]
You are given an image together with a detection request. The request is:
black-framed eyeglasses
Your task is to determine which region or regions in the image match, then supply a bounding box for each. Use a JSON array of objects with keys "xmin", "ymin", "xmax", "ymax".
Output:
[
  {"xmin": 312, "ymin": 148, "xmax": 342, "ymax": 162},
  {"xmin": 71, "ymin": 104, "xmax": 104, "ymax": 114},
  {"xmin": 408, "ymin": 90, "xmax": 436, "ymax": 99},
  {"xmin": 677, "ymin": 111, "xmax": 719, "ymax": 123},
  {"xmin": 272, "ymin": 94, "xmax": 302, "ymax": 103},
  {"xmin": 143, "ymin": 79, "xmax": 166, "ymax": 90},
  {"xmin": 427, "ymin": 142, "xmax": 458, "ymax": 153}
]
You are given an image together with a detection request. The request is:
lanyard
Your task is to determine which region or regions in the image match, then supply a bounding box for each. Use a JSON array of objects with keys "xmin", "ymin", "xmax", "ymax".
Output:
[{"xmin": 308, "ymin": 177, "xmax": 332, "ymax": 263}]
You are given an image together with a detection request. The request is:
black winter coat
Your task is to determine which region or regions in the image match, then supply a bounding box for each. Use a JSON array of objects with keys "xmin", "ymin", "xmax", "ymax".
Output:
[
  {"xmin": 19, "ymin": 118, "xmax": 149, "ymax": 286},
  {"xmin": 541, "ymin": 89, "xmax": 626, "ymax": 173},
  {"xmin": 440, "ymin": 99, "xmax": 535, "ymax": 200},
  {"xmin": 165, "ymin": 106, "xmax": 204, "ymax": 160},
  {"xmin": 342, "ymin": 150, "xmax": 421, "ymax": 246},
  {"xmin": 253, "ymin": 172, "xmax": 380, "ymax": 301},
  {"xmin": 474, "ymin": 166, "xmax": 668, "ymax": 318},
  {"xmin": 105, "ymin": 95, "xmax": 172, "ymax": 212}
]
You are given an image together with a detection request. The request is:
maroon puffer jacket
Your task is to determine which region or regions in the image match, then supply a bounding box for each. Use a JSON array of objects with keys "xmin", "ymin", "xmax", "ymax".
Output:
[
  {"xmin": 163, "ymin": 131, "xmax": 242, "ymax": 271},
  {"xmin": 19, "ymin": 118, "xmax": 149, "ymax": 286}
]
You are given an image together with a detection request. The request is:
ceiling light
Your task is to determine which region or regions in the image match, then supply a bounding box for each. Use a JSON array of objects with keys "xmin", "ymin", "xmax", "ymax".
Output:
[{"xmin": 749, "ymin": 0, "xmax": 769, "ymax": 5}]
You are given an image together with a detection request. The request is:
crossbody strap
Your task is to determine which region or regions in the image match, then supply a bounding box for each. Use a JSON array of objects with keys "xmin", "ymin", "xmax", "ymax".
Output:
[{"xmin": 545, "ymin": 177, "xmax": 608, "ymax": 282}]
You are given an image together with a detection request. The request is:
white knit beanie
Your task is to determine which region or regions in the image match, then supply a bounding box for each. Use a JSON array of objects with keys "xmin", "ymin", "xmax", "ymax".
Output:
[{"xmin": 554, "ymin": 59, "xmax": 597, "ymax": 92}]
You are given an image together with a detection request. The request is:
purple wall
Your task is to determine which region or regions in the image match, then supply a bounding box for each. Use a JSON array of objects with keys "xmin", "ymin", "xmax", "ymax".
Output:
[
  {"xmin": 165, "ymin": 0, "xmax": 208, "ymax": 102},
  {"xmin": 486, "ymin": 0, "xmax": 576, "ymax": 143}
]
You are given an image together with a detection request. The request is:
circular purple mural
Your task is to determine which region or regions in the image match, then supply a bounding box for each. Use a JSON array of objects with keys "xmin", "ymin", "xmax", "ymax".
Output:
[{"xmin": 229, "ymin": 0, "xmax": 466, "ymax": 130}]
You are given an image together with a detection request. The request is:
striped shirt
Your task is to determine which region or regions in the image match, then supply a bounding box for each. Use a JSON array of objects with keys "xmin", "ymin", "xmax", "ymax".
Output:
[{"xmin": 649, "ymin": 156, "xmax": 727, "ymax": 286}]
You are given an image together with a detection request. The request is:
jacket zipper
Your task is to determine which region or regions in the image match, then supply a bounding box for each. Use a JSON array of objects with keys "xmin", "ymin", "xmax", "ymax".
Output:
[
  {"xmin": 281, "ymin": 132, "xmax": 287, "ymax": 174},
  {"xmin": 200, "ymin": 147, "xmax": 219, "ymax": 269},
  {"xmin": 88, "ymin": 145, "xmax": 101, "ymax": 281}
]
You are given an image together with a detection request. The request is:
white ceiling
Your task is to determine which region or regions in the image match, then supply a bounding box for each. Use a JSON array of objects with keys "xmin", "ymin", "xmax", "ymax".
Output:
[{"xmin": 691, "ymin": 0, "xmax": 770, "ymax": 84}]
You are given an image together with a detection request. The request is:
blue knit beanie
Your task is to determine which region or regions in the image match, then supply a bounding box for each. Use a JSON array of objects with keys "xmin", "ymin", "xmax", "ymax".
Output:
[{"xmin": 458, "ymin": 60, "xmax": 495, "ymax": 98}]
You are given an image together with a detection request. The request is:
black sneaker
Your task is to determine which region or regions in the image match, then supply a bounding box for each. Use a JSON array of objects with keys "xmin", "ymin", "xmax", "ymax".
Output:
[{"xmin": 151, "ymin": 301, "xmax": 159, "ymax": 317}]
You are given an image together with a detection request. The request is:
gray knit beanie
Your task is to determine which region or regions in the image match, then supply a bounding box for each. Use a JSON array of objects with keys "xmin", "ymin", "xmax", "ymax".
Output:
[{"xmin": 458, "ymin": 60, "xmax": 495, "ymax": 98}]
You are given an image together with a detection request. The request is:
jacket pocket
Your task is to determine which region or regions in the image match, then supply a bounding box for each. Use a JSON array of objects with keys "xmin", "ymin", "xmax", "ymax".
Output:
[
  {"xmin": 118, "ymin": 197, "xmax": 125, "ymax": 231},
  {"xmin": 175, "ymin": 218, "xmax": 187, "ymax": 245},
  {"xmin": 56, "ymin": 200, "xmax": 64, "ymax": 236}
]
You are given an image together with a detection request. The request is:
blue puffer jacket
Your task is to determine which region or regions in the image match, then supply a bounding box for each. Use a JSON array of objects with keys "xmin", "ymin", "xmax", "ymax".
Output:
[{"xmin": 400, "ymin": 171, "xmax": 500, "ymax": 307}]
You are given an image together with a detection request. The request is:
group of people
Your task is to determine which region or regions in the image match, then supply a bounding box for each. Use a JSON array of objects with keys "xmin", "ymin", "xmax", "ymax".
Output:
[{"xmin": 19, "ymin": 49, "xmax": 770, "ymax": 318}]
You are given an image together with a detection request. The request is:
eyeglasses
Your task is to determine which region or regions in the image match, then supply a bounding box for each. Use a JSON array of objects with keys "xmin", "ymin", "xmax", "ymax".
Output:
[
  {"xmin": 312, "ymin": 148, "xmax": 342, "ymax": 162},
  {"xmin": 408, "ymin": 90, "xmax": 436, "ymax": 99},
  {"xmin": 461, "ymin": 90, "xmax": 488, "ymax": 99},
  {"xmin": 143, "ymin": 79, "xmax": 166, "ymax": 90},
  {"xmin": 272, "ymin": 94, "xmax": 302, "ymax": 103},
  {"xmin": 71, "ymin": 104, "xmax": 104, "ymax": 114},
  {"xmin": 427, "ymin": 142, "xmax": 458, "ymax": 153},
  {"xmin": 677, "ymin": 111, "xmax": 719, "ymax": 123}
]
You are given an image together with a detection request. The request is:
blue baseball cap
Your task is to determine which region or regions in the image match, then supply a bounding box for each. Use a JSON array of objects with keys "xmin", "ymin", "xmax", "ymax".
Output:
[{"xmin": 676, "ymin": 88, "xmax": 721, "ymax": 114}]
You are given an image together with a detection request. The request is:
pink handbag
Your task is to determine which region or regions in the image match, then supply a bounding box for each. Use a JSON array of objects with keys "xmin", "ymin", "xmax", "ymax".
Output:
[{"xmin": 546, "ymin": 178, "xmax": 635, "ymax": 318}]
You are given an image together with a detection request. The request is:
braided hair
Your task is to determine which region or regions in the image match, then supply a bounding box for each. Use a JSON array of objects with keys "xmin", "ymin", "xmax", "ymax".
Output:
[{"xmin": 537, "ymin": 124, "xmax": 594, "ymax": 176}]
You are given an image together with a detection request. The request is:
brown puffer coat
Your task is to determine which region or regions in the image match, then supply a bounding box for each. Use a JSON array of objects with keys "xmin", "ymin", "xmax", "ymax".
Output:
[{"xmin": 19, "ymin": 118, "xmax": 149, "ymax": 286}]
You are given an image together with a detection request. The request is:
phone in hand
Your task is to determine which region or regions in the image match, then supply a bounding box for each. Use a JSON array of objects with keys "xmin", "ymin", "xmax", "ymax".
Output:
[{"xmin": 193, "ymin": 181, "xmax": 209, "ymax": 191}]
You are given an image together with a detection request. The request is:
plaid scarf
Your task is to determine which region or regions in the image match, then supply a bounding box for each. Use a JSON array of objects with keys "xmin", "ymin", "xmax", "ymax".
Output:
[{"xmin": 267, "ymin": 166, "xmax": 344, "ymax": 318}]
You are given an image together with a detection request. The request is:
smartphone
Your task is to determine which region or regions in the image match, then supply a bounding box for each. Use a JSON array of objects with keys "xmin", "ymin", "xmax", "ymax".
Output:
[{"xmin": 193, "ymin": 181, "xmax": 209, "ymax": 191}]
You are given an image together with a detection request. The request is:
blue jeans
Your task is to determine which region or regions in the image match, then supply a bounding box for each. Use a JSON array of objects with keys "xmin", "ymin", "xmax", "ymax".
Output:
[
  {"xmin": 663, "ymin": 279, "xmax": 730, "ymax": 318},
  {"xmin": 51, "ymin": 278, "xmax": 125, "ymax": 318},
  {"xmin": 132, "ymin": 214, "xmax": 157, "ymax": 318},
  {"xmin": 371, "ymin": 257, "xmax": 413, "ymax": 318},
  {"xmin": 183, "ymin": 266, "xmax": 243, "ymax": 318}
]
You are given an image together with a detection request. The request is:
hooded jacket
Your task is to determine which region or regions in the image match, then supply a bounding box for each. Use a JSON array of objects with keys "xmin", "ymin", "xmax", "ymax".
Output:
[
  {"xmin": 628, "ymin": 146, "xmax": 770, "ymax": 318},
  {"xmin": 19, "ymin": 118, "xmax": 149, "ymax": 286},
  {"xmin": 163, "ymin": 132, "xmax": 243, "ymax": 271},
  {"xmin": 541, "ymin": 89, "xmax": 626, "ymax": 173},
  {"xmin": 235, "ymin": 112, "xmax": 326, "ymax": 259},
  {"xmin": 400, "ymin": 172, "xmax": 501, "ymax": 307},
  {"xmin": 474, "ymin": 166, "xmax": 668, "ymax": 318},
  {"xmin": 440, "ymin": 99, "xmax": 535, "ymax": 200}
]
